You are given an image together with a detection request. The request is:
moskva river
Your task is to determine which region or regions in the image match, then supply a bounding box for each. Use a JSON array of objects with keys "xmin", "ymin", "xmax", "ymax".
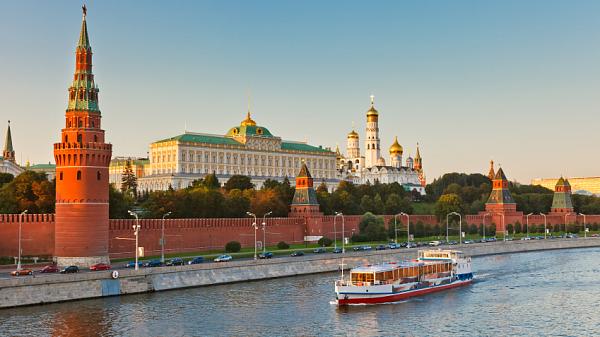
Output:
[{"xmin": 2, "ymin": 248, "xmax": 600, "ymax": 337}]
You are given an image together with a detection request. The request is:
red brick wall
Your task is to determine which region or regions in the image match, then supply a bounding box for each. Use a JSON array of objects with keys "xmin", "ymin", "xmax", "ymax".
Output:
[{"xmin": 0, "ymin": 214, "xmax": 55, "ymax": 257}]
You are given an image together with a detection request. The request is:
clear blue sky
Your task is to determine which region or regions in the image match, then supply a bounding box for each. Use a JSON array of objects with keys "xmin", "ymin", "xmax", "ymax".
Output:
[{"xmin": 1, "ymin": 1, "xmax": 599, "ymax": 183}]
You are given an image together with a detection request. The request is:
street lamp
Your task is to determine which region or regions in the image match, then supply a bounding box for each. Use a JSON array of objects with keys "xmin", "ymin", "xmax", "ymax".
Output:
[
  {"xmin": 246, "ymin": 212, "xmax": 258, "ymax": 260},
  {"xmin": 334, "ymin": 212, "xmax": 342, "ymax": 251},
  {"xmin": 564, "ymin": 212, "xmax": 574, "ymax": 237},
  {"xmin": 526, "ymin": 213, "xmax": 533, "ymax": 239},
  {"xmin": 579, "ymin": 213, "xmax": 587, "ymax": 238},
  {"xmin": 540, "ymin": 213, "xmax": 547, "ymax": 239},
  {"xmin": 17, "ymin": 210, "xmax": 28, "ymax": 271},
  {"xmin": 482, "ymin": 212, "xmax": 490, "ymax": 242},
  {"xmin": 399, "ymin": 212, "xmax": 410, "ymax": 246},
  {"xmin": 393, "ymin": 213, "xmax": 400, "ymax": 244},
  {"xmin": 447, "ymin": 212, "xmax": 462, "ymax": 244},
  {"xmin": 262, "ymin": 211, "xmax": 272, "ymax": 253},
  {"xmin": 161, "ymin": 211, "xmax": 172, "ymax": 263},
  {"xmin": 128, "ymin": 210, "xmax": 141, "ymax": 271}
]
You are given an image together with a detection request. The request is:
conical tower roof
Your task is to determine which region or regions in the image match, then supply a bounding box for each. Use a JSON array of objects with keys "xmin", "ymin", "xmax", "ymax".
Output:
[
  {"xmin": 494, "ymin": 167, "xmax": 508, "ymax": 180},
  {"xmin": 77, "ymin": 6, "xmax": 91, "ymax": 50},
  {"xmin": 297, "ymin": 162, "xmax": 312, "ymax": 178},
  {"xmin": 555, "ymin": 176, "xmax": 565, "ymax": 186},
  {"xmin": 3, "ymin": 121, "xmax": 13, "ymax": 153},
  {"xmin": 415, "ymin": 143, "xmax": 421, "ymax": 159}
]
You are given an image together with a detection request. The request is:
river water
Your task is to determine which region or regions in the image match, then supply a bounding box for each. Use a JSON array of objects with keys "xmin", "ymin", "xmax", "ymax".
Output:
[{"xmin": 1, "ymin": 248, "xmax": 599, "ymax": 337}]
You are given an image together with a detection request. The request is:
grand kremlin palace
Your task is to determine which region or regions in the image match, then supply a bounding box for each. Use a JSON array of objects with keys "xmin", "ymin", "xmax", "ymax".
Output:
[{"xmin": 137, "ymin": 113, "xmax": 338, "ymax": 191}]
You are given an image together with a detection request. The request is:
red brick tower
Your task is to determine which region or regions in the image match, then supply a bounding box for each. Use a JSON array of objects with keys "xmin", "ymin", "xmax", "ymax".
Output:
[
  {"xmin": 481, "ymin": 167, "xmax": 523, "ymax": 233},
  {"xmin": 550, "ymin": 177, "xmax": 574, "ymax": 214},
  {"xmin": 53, "ymin": 7, "xmax": 112, "ymax": 267},
  {"xmin": 289, "ymin": 163, "xmax": 322, "ymax": 217}
]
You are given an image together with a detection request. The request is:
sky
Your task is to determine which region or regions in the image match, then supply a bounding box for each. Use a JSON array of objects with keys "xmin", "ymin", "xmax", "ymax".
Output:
[{"xmin": 1, "ymin": 0, "xmax": 599, "ymax": 184}]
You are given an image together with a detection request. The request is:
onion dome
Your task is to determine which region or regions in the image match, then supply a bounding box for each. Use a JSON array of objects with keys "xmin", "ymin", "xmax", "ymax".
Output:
[
  {"xmin": 366, "ymin": 95, "xmax": 378, "ymax": 121},
  {"xmin": 241, "ymin": 111, "xmax": 257, "ymax": 126},
  {"xmin": 347, "ymin": 129, "xmax": 359, "ymax": 139},
  {"xmin": 389, "ymin": 136, "xmax": 403, "ymax": 155}
]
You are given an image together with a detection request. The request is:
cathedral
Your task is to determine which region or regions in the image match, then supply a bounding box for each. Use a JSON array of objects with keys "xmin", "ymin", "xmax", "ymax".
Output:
[{"xmin": 336, "ymin": 96, "xmax": 426, "ymax": 195}]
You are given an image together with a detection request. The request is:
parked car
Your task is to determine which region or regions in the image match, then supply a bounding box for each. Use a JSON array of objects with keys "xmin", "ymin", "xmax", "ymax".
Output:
[
  {"xmin": 214, "ymin": 255, "xmax": 232, "ymax": 262},
  {"xmin": 60, "ymin": 266, "xmax": 79, "ymax": 274},
  {"xmin": 188, "ymin": 256, "xmax": 205, "ymax": 265},
  {"xmin": 313, "ymin": 248, "xmax": 327, "ymax": 254},
  {"xmin": 406, "ymin": 242, "xmax": 417, "ymax": 248},
  {"xmin": 90, "ymin": 263, "xmax": 111, "ymax": 271},
  {"xmin": 11, "ymin": 269, "xmax": 33, "ymax": 276},
  {"xmin": 375, "ymin": 245, "xmax": 386, "ymax": 251},
  {"xmin": 166, "ymin": 258, "xmax": 184, "ymax": 266},
  {"xmin": 332, "ymin": 248, "xmax": 343, "ymax": 253},
  {"xmin": 505, "ymin": 237, "xmax": 514, "ymax": 241},
  {"xmin": 258, "ymin": 252, "xmax": 274, "ymax": 259},
  {"xmin": 38, "ymin": 265, "xmax": 59, "ymax": 273},
  {"xmin": 290, "ymin": 251, "xmax": 305, "ymax": 257},
  {"xmin": 486, "ymin": 237, "xmax": 497, "ymax": 242},
  {"xmin": 387, "ymin": 243, "xmax": 401, "ymax": 249},
  {"xmin": 566, "ymin": 234, "xmax": 578, "ymax": 239},
  {"xmin": 144, "ymin": 260, "xmax": 163, "ymax": 267},
  {"xmin": 428, "ymin": 241, "xmax": 441, "ymax": 247},
  {"xmin": 464, "ymin": 240, "xmax": 474, "ymax": 244},
  {"xmin": 521, "ymin": 237, "xmax": 531, "ymax": 241},
  {"xmin": 125, "ymin": 261, "xmax": 143, "ymax": 268}
]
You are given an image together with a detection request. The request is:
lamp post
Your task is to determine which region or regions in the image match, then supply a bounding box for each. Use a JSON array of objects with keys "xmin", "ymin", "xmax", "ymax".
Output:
[
  {"xmin": 334, "ymin": 212, "xmax": 344, "ymax": 251},
  {"xmin": 161, "ymin": 211, "xmax": 172, "ymax": 263},
  {"xmin": 447, "ymin": 212, "xmax": 462, "ymax": 244},
  {"xmin": 247, "ymin": 212, "xmax": 258, "ymax": 260},
  {"xmin": 17, "ymin": 210, "xmax": 28, "ymax": 271},
  {"xmin": 400, "ymin": 212, "xmax": 410, "ymax": 246},
  {"xmin": 540, "ymin": 213, "xmax": 547, "ymax": 239},
  {"xmin": 393, "ymin": 213, "xmax": 400, "ymax": 244},
  {"xmin": 579, "ymin": 213, "xmax": 587, "ymax": 238},
  {"xmin": 128, "ymin": 210, "xmax": 141, "ymax": 271},
  {"xmin": 564, "ymin": 212, "xmax": 574, "ymax": 237},
  {"xmin": 526, "ymin": 213, "xmax": 533, "ymax": 239},
  {"xmin": 482, "ymin": 212, "xmax": 490, "ymax": 242},
  {"xmin": 262, "ymin": 211, "xmax": 272, "ymax": 253}
]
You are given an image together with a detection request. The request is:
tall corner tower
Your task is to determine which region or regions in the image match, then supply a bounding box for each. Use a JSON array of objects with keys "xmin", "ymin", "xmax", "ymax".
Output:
[
  {"xmin": 485, "ymin": 167, "xmax": 516, "ymax": 213},
  {"xmin": 289, "ymin": 162, "xmax": 322, "ymax": 218},
  {"xmin": 550, "ymin": 177, "xmax": 574, "ymax": 214},
  {"xmin": 53, "ymin": 7, "xmax": 112, "ymax": 267},
  {"xmin": 364, "ymin": 95, "xmax": 380, "ymax": 168},
  {"xmin": 3, "ymin": 121, "xmax": 15, "ymax": 163}
]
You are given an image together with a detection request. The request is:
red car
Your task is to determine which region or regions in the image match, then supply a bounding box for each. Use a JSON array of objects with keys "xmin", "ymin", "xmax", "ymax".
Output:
[
  {"xmin": 11, "ymin": 269, "xmax": 33, "ymax": 276},
  {"xmin": 90, "ymin": 263, "xmax": 111, "ymax": 271},
  {"xmin": 39, "ymin": 265, "xmax": 59, "ymax": 273}
]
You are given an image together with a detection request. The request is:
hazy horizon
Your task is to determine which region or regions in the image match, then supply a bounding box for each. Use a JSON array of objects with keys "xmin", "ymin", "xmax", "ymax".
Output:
[{"xmin": 2, "ymin": 1, "xmax": 599, "ymax": 184}]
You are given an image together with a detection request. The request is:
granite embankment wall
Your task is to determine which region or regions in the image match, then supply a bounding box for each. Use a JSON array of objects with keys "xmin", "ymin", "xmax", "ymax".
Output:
[{"xmin": 1, "ymin": 238, "xmax": 600, "ymax": 309}]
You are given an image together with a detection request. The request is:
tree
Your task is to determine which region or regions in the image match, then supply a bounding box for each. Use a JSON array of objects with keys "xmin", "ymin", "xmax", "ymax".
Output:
[
  {"xmin": 434, "ymin": 193, "xmax": 463, "ymax": 221},
  {"xmin": 224, "ymin": 175, "xmax": 254, "ymax": 191},
  {"xmin": 223, "ymin": 189, "xmax": 251, "ymax": 217},
  {"xmin": 121, "ymin": 159, "xmax": 138, "ymax": 196},
  {"xmin": 360, "ymin": 195, "xmax": 375, "ymax": 214},
  {"xmin": 0, "ymin": 173, "xmax": 13, "ymax": 186},
  {"xmin": 0, "ymin": 171, "xmax": 55, "ymax": 213},
  {"xmin": 225, "ymin": 241, "xmax": 241, "ymax": 253},
  {"xmin": 109, "ymin": 185, "xmax": 134, "ymax": 219},
  {"xmin": 373, "ymin": 194, "xmax": 385, "ymax": 214},
  {"xmin": 250, "ymin": 189, "xmax": 288, "ymax": 217},
  {"xmin": 358, "ymin": 212, "xmax": 387, "ymax": 241}
]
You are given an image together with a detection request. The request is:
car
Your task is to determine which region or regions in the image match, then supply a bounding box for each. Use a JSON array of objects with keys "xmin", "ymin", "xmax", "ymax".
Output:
[
  {"xmin": 90, "ymin": 263, "xmax": 111, "ymax": 271},
  {"xmin": 166, "ymin": 258, "xmax": 184, "ymax": 266},
  {"xmin": 188, "ymin": 256, "xmax": 205, "ymax": 265},
  {"xmin": 258, "ymin": 252, "xmax": 274, "ymax": 259},
  {"xmin": 332, "ymin": 248, "xmax": 343, "ymax": 253},
  {"xmin": 11, "ymin": 269, "xmax": 33, "ymax": 276},
  {"xmin": 387, "ymin": 243, "xmax": 400, "ymax": 249},
  {"xmin": 38, "ymin": 265, "xmax": 59, "ymax": 273},
  {"xmin": 213, "ymin": 255, "xmax": 232, "ymax": 262},
  {"xmin": 566, "ymin": 234, "xmax": 578, "ymax": 239},
  {"xmin": 505, "ymin": 237, "xmax": 514, "ymax": 241},
  {"xmin": 428, "ymin": 241, "xmax": 441, "ymax": 247},
  {"xmin": 60, "ymin": 266, "xmax": 79, "ymax": 274},
  {"xmin": 406, "ymin": 242, "xmax": 417, "ymax": 248},
  {"xmin": 486, "ymin": 237, "xmax": 497, "ymax": 242},
  {"xmin": 313, "ymin": 248, "xmax": 327, "ymax": 254},
  {"xmin": 416, "ymin": 242, "xmax": 427, "ymax": 247},
  {"xmin": 375, "ymin": 245, "xmax": 386, "ymax": 251},
  {"xmin": 144, "ymin": 260, "xmax": 163, "ymax": 267},
  {"xmin": 290, "ymin": 251, "xmax": 305, "ymax": 257},
  {"xmin": 448, "ymin": 240, "xmax": 458, "ymax": 245},
  {"xmin": 463, "ymin": 240, "xmax": 474, "ymax": 244},
  {"xmin": 125, "ymin": 261, "xmax": 143, "ymax": 268}
]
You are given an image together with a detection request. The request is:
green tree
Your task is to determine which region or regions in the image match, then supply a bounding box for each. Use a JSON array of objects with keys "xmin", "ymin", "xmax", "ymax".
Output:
[
  {"xmin": 0, "ymin": 173, "xmax": 13, "ymax": 186},
  {"xmin": 0, "ymin": 171, "xmax": 55, "ymax": 213},
  {"xmin": 120, "ymin": 159, "xmax": 138, "ymax": 196},
  {"xmin": 373, "ymin": 194, "xmax": 385, "ymax": 214},
  {"xmin": 224, "ymin": 175, "xmax": 254, "ymax": 191},
  {"xmin": 358, "ymin": 212, "xmax": 387, "ymax": 241},
  {"xmin": 223, "ymin": 189, "xmax": 251, "ymax": 217},
  {"xmin": 434, "ymin": 193, "xmax": 463, "ymax": 221},
  {"xmin": 109, "ymin": 185, "xmax": 134, "ymax": 218},
  {"xmin": 360, "ymin": 195, "xmax": 375, "ymax": 213}
]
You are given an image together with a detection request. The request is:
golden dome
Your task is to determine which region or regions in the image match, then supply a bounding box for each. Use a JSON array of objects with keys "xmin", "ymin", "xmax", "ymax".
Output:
[
  {"xmin": 347, "ymin": 130, "xmax": 359, "ymax": 138},
  {"xmin": 366, "ymin": 105, "xmax": 378, "ymax": 117},
  {"xmin": 389, "ymin": 136, "xmax": 403, "ymax": 155},
  {"xmin": 241, "ymin": 111, "xmax": 256, "ymax": 126}
]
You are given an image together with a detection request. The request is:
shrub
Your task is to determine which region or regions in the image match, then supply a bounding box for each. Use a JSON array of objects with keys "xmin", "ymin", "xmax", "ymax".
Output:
[
  {"xmin": 318, "ymin": 237, "xmax": 333, "ymax": 247},
  {"xmin": 277, "ymin": 241, "xmax": 289, "ymax": 250},
  {"xmin": 351, "ymin": 233, "xmax": 369, "ymax": 242},
  {"xmin": 225, "ymin": 241, "xmax": 241, "ymax": 253}
]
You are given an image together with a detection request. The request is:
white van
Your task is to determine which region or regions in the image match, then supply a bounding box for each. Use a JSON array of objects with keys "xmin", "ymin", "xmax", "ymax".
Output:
[{"xmin": 428, "ymin": 241, "xmax": 441, "ymax": 247}]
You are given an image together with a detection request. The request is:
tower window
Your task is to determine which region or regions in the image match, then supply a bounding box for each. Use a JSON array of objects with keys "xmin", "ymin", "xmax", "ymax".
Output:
[
  {"xmin": 77, "ymin": 171, "xmax": 81, "ymax": 180},
  {"xmin": 64, "ymin": 135, "xmax": 68, "ymax": 143},
  {"xmin": 78, "ymin": 120, "xmax": 83, "ymax": 127},
  {"xmin": 77, "ymin": 134, "xmax": 82, "ymax": 143},
  {"xmin": 97, "ymin": 171, "xmax": 101, "ymax": 181},
  {"xmin": 59, "ymin": 172, "xmax": 63, "ymax": 180},
  {"xmin": 94, "ymin": 135, "xmax": 98, "ymax": 142}
]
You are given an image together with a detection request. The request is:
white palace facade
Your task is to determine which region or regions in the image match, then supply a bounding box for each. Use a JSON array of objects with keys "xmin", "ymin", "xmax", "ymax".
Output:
[{"xmin": 138, "ymin": 113, "xmax": 338, "ymax": 191}]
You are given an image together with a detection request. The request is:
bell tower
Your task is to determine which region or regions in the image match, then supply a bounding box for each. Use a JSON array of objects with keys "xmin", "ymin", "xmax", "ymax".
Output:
[{"xmin": 53, "ymin": 6, "xmax": 112, "ymax": 267}]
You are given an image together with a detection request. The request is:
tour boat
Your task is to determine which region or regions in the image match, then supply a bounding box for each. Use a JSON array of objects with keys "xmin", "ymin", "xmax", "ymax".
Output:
[{"xmin": 335, "ymin": 249, "xmax": 473, "ymax": 305}]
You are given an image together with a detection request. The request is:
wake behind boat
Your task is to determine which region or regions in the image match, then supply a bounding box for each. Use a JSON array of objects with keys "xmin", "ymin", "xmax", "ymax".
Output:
[{"xmin": 335, "ymin": 249, "xmax": 473, "ymax": 305}]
